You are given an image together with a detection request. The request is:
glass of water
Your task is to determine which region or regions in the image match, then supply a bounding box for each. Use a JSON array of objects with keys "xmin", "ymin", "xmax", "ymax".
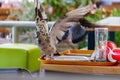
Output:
[{"xmin": 94, "ymin": 28, "xmax": 108, "ymax": 62}]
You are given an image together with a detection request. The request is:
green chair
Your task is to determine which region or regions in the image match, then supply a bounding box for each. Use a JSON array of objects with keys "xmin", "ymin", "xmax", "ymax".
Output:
[{"xmin": 0, "ymin": 43, "xmax": 41, "ymax": 72}]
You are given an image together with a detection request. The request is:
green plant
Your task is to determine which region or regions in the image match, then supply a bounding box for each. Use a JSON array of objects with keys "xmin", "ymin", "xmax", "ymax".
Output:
[
  {"xmin": 111, "ymin": 9, "xmax": 120, "ymax": 16},
  {"xmin": 42, "ymin": 0, "xmax": 95, "ymax": 21},
  {"xmin": 85, "ymin": 9, "xmax": 103, "ymax": 22},
  {"xmin": 79, "ymin": 0, "xmax": 95, "ymax": 6},
  {"xmin": 42, "ymin": 0, "xmax": 78, "ymax": 21},
  {"xmin": 78, "ymin": 38, "xmax": 87, "ymax": 49},
  {"xmin": 111, "ymin": 9, "xmax": 120, "ymax": 47}
]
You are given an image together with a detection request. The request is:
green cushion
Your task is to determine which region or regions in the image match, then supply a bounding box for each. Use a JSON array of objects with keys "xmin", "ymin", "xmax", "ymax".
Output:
[{"xmin": 0, "ymin": 43, "xmax": 41, "ymax": 72}]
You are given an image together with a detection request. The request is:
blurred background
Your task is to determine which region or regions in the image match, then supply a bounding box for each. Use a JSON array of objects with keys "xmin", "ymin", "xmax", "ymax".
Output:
[{"xmin": 0, "ymin": 0, "xmax": 120, "ymax": 50}]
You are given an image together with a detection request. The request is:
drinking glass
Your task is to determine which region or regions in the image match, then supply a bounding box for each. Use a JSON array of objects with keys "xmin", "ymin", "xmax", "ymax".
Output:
[{"xmin": 94, "ymin": 28, "xmax": 108, "ymax": 62}]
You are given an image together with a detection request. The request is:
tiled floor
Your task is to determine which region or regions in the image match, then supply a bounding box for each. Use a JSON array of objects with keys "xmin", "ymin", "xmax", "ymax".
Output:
[{"xmin": 1, "ymin": 69, "xmax": 120, "ymax": 80}]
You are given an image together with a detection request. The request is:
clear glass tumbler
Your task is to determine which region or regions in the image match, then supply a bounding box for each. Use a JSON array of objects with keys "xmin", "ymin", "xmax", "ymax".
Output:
[{"xmin": 94, "ymin": 28, "xmax": 108, "ymax": 62}]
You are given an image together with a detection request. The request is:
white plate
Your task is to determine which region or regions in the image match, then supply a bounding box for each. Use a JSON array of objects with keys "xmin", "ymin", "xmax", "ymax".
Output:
[{"xmin": 53, "ymin": 56, "xmax": 91, "ymax": 61}]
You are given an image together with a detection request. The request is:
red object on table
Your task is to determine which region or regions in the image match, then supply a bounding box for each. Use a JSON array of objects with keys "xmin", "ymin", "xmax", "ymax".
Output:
[
  {"xmin": 107, "ymin": 41, "xmax": 117, "ymax": 49},
  {"xmin": 112, "ymin": 48, "xmax": 120, "ymax": 61}
]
